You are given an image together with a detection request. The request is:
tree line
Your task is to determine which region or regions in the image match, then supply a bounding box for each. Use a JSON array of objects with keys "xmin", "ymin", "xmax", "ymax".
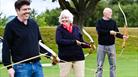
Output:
[{"xmin": 0, "ymin": 0, "xmax": 138, "ymax": 27}]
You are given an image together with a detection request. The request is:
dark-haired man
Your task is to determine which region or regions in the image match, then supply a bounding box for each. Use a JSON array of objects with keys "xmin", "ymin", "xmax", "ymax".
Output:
[{"xmin": 2, "ymin": 0, "xmax": 46, "ymax": 77}]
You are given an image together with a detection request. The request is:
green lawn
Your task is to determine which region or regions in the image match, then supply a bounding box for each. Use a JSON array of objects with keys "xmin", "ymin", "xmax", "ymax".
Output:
[{"xmin": 0, "ymin": 27, "xmax": 138, "ymax": 77}]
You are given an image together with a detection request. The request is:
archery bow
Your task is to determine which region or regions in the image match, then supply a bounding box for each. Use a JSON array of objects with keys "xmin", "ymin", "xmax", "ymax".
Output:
[
  {"xmin": 0, "ymin": 41, "xmax": 60, "ymax": 70},
  {"xmin": 39, "ymin": 40, "xmax": 60, "ymax": 65},
  {"xmin": 0, "ymin": 53, "xmax": 48, "ymax": 70},
  {"xmin": 118, "ymin": 2, "xmax": 128, "ymax": 57},
  {"xmin": 82, "ymin": 29, "xmax": 96, "ymax": 57}
]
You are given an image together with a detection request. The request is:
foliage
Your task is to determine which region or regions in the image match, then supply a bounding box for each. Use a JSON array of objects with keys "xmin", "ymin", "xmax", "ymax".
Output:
[
  {"xmin": 30, "ymin": 9, "xmax": 38, "ymax": 20},
  {"xmin": 112, "ymin": 3, "xmax": 138, "ymax": 27},
  {"xmin": 49, "ymin": 0, "xmax": 138, "ymax": 27},
  {"xmin": 0, "ymin": 13, "xmax": 7, "ymax": 27},
  {"xmin": 43, "ymin": 8, "xmax": 61, "ymax": 26},
  {"xmin": 0, "ymin": 17, "xmax": 7, "ymax": 27},
  {"xmin": 108, "ymin": 0, "xmax": 138, "ymax": 4},
  {"xmin": 54, "ymin": 0, "xmax": 100, "ymax": 29},
  {"xmin": 84, "ymin": 0, "xmax": 138, "ymax": 27},
  {"xmin": 36, "ymin": 14, "xmax": 48, "ymax": 27},
  {"xmin": 36, "ymin": 8, "xmax": 61, "ymax": 26},
  {"xmin": 0, "ymin": 1, "xmax": 138, "ymax": 27},
  {"xmin": 84, "ymin": 0, "xmax": 109, "ymax": 26}
]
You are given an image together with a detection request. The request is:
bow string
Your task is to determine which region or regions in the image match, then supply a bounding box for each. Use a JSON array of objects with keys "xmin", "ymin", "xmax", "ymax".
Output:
[
  {"xmin": 118, "ymin": 2, "xmax": 128, "ymax": 56},
  {"xmin": 82, "ymin": 28, "xmax": 96, "ymax": 57}
]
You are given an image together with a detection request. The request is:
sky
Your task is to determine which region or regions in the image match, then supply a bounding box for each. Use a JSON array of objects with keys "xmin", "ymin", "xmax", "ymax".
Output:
[{"xmin": 0, "ymin": 0, "xmax": 60, "ymax": 17}]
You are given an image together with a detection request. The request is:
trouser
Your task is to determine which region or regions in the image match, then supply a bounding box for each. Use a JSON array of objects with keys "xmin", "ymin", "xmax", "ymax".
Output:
[
  {"xmin": 96, "ymin": 44, "xmax": 116, "ymax": 77},
  {"xmin": 13, "ymin": 61, "xmax": 44, "ymax": 77},
  {"xmin": 59, "ymin": 60, "xmax": 85, "ymax": 77}
]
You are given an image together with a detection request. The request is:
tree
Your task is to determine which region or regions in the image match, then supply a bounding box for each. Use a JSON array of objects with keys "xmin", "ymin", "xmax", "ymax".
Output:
[
  {"xmin": 30, "ymin": 9, "xmax": 38, "ymax": 20},
  {"xmin": 36, "ymin": 8, "xmax": 61, "ymax": 26},
  {"xmin": 44, "ymin": 8, "xmax": 61, "ymax": 26},
  {"xmin": 108, "ymin": 0, "xmax": 138, "ymax": 4},
  {"xmin": 41, "ymin": 0, "xmax": 137, "ymax": 27},
  {"xmin": 52, "ymin": 0, "xmax": 100, "ymax": 29},
  {"xmin": 0, "ymin": 12, "xmax": 7, "ymax": 27}
]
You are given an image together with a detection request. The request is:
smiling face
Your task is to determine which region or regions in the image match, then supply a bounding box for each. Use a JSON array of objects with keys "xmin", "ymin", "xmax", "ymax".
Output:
[
  {"xmin": 61, "ymin": 16, "xmax": 70, "ymax": 25},
  {"xmin": 103, "ymin": 8, "xmax": 112, "ymax": 20},
  {"xmin": 16, "ymin": 5, "xmax": 31, "ymax": 21},
  {"xmin": 59, "ymin": 9, "xmax": 74, "ymax": 24}
]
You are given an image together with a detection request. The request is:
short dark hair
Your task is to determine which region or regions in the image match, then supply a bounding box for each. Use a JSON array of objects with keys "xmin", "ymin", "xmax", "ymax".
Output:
[{"xmin": 15, "ymin": 0, "xmax": 30, "ymax": 10}]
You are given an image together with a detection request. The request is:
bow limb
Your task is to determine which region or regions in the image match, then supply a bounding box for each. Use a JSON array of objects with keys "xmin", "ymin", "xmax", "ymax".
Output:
[
  {"xmin": 39, "ymin": 41, "xmax": 60, "ymax": 65},
  {"xmin": 0, "ymin": 41, "xmax": 60, "ymax": 70},
  {"xmin": 82, "ymin": 29, "xmax": 96, "ymax": 57},
  {"xmin": 118, "ymin": 2, "xmax": 128, "ymax": 48},
  {"xmin": 0, "ymin": 53, "xmax": 48, "ymax": 70},
  {"xmin": 118, "ymin": 2, "xmax": 128, "ymax": 56},
  {"xmin": 118, "ymin": 2, "xmax": 128, "ymax": 26}
]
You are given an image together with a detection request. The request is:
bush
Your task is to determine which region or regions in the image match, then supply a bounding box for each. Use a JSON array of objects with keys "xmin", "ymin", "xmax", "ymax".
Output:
[
  {"xmin": 36, "ymin": 8, "xmax": 61, "ymax": 26},
  {"xmin": 85, "ymin": 1, "xmax": 138, "ymax": 27},
  {"xmin": 112, "ymin": 3, "xmax": 138, "ymax": 27}
]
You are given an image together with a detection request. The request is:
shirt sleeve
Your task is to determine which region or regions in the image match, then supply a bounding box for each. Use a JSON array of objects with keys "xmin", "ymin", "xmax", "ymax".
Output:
[
  {"xmin": 35, "ymin": 25, "xmax": 52, "ymax": 57},
  {"xmin": 76, "ymin": 26, "xmax": 91, "ymax": 48},
  {"xmin": 2, "ymin": 24, "xmax": 13, "ymax": 69},
  {"xmin": 114, "ymin": 22, "xmax": 123, "ymax": 39}
]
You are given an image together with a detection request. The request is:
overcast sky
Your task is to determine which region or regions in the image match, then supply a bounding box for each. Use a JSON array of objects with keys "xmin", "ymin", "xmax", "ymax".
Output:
[{"xmin": 0, "ymin": 0, "xmax": 60, "ymax": 17}]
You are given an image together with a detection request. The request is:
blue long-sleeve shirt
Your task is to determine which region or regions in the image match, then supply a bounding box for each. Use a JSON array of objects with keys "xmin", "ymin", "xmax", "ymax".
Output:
[
  {"xmin": 96, "ymin": 19, "xmax": 123, "ymax": 45},
  {"xmin": 2, "ymin": 17, "xmax": 48, "ymax": 69},
  {"xmin": 56, "ymin": 24, "xmax": 86, "ymax": 61}
]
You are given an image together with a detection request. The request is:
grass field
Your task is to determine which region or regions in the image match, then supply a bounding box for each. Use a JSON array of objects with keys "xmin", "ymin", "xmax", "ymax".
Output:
[{"xmin": 0, "ymin": 27, "xmax": 138, "ymax": 77}]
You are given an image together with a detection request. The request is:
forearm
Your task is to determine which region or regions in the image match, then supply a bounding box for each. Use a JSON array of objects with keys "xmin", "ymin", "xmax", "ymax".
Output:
[
  {"xmin": 56, "ymin": 39, "xmax": 76, "ymax": 46},
  {"xmin": 116, "ymin": 32, "xmax": 123, "ymax": 39}
]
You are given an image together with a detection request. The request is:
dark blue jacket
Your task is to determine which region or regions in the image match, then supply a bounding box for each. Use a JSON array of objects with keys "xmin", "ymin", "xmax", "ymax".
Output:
[
  {"xmin": 56, "ymin": 24, "xmax": 85, "ymax": 61},
  {"xmin": 2, "ymin": 17, "xmax": 48, "ymax": 69}
]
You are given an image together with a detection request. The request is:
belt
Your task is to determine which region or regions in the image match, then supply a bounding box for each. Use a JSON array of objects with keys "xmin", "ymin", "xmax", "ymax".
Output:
[{"xmin": 24, "ymin": 59, "xmax": 39, "ymax": 64}]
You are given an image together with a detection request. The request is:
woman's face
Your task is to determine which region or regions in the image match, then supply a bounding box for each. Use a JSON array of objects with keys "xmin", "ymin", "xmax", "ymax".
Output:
[
  {"xmin": 61, "ymin": 16, "xmax": 68, "ymax": 21},
  {"xmin": 61, "ymin": 16, "xmax": 70, "ymax": 24}
]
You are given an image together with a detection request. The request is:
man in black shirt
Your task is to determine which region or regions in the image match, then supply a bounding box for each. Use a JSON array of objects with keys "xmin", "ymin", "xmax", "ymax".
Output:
[
  {"xmin": 96, "ymin": 8, "xmax": 128, "ymax": 77},
  {"xmin": 2, "ymin": 0, "xmax": 48, "ymax": 77}
]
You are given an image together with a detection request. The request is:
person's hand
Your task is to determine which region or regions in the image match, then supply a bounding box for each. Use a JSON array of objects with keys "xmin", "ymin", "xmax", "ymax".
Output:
[
  {"xmin": 110, "ymin": 30, "xmax": 117, "ymax": 35},
  {"xmin": 81, "ymin": 42, "xmax": 91, "ymax": 48},
  {"xmin": 76, "ymin": 40, "xmax": 82, "ymax": 46},
  {"xmin": 123, "ymin": 35, "xmax": 129, "ymax": 40},
  {"xmin": 8, "ymin": 68, "xmax": 15, "ymax": 77},
  {"xmin": 51, "ymin": 56, "xmax": 59, "ymax": 65}
]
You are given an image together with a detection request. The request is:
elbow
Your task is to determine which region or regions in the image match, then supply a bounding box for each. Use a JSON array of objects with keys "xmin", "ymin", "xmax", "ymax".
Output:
[{"xmin": 56, "ymin": 39, "xmax": 62, "ymax": 45}]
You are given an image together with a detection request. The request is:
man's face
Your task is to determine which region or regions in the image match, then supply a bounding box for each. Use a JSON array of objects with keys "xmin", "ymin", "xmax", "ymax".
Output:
[
  {"xmin": 107, "ymin": 10, "xmax": 112, "ymax": 19},
  {"xmin": 16, "ymin": 5, "xmax": 31, "ymax": 20},
  {"xmin": 104, "ymin": 10, "xmax": 112, "ymax": 19}
]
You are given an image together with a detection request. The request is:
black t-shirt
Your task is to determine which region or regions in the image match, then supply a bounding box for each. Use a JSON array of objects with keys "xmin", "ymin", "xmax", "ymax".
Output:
[{"xmin": 96, "ymin": 18, "xmax": 123, "ymax": 45}]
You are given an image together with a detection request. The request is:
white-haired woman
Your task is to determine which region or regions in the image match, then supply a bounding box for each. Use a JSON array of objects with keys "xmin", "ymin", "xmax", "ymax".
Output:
[{"xmin": 56, "ymin": 9, "xmax": 90, "ymax": 77}]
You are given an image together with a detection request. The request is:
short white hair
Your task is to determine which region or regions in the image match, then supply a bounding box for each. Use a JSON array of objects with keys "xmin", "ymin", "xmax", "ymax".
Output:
[
  {"xmin": 103, "ymin": 7, "xmax": 112, "ymax": 14},
  {"xmin": 59, "ymin": 9, "xmax": 74, "ymax": 23}
]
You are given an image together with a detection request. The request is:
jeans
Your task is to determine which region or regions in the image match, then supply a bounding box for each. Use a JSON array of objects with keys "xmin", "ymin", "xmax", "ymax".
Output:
[
  {"xmin": 96, "ymin": 44, "xmax": 116, "ymax": 77},
  {"xmin": 13, "ymin": 61, "xmax": 44, "ymax": 77}
]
